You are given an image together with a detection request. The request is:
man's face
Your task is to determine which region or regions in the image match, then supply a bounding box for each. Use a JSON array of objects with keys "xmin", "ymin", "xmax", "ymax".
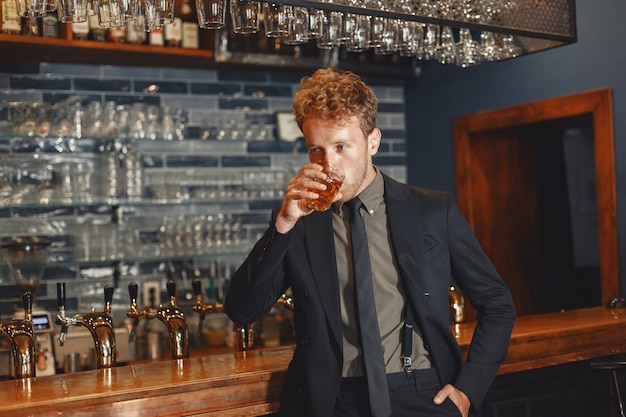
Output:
[{"xmin": 302, "ymin": 115, "xmax": 380, "ymax": 202}]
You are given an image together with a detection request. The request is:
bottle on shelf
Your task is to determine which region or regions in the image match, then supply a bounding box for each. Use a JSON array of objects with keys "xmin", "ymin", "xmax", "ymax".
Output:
[
  {"xmin": 164, "ymin": 14, "xmax": 182, "ymax": 47},
  {"xmin": 20, "ymin": 16, "xmax": 40, "ymax": 36},
  {"xmin": 108, "ymin": 25, "xmax": 126, "ymax": 43},
  {"xmin": 87, "ymin": 14, "xmax": 105, "ymax": 41},
  {"xmin": 125, "ymin": 19, "xmax": 146, "ymax": 44},
  {"xmin": 42, "ymin": 12, "xmax": 59, "ymax": 38},
  {"xmin": 1, "ymin": 0, "xmax": 21, "ymax": 35},
  {"xmin": 72, "ymin": 19, "xmax": 90, "ymax": 40},
  {"xmin": 180, "ymin": 0, "xmax": 199, "ymax": 49},
  {"xmin": 149, "ymin": 27, "xmax": 164, "ymax": 46}
]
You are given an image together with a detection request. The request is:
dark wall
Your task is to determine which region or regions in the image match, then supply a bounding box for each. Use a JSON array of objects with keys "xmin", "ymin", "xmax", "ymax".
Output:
[{"xmin": 404, "ymin": 0, "xmax": 626, "ymax": 293}]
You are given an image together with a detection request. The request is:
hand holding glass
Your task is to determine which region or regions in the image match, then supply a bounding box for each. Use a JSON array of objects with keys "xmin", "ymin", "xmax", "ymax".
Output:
[{"xmin": 304, "ymin": 163, "xmax": 344, "ymax": 212}]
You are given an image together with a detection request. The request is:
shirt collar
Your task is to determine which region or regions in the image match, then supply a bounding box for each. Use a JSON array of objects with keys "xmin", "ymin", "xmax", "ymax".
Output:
[
  {"xmin": 358, "ymin": 167, "xmax": 384, "ymax": 216},
  {"xmin": 334, "ymin": 167, "xmax": 384, "ymax": 217}
]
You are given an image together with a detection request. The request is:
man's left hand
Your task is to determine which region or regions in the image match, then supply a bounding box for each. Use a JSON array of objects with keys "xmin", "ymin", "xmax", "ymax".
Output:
[{"xmin": 433, "ymin": 384, "xmax": 470, "ymax": 417}]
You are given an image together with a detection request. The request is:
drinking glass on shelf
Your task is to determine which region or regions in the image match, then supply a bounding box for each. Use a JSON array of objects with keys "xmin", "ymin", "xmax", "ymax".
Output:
[
  {"xmin": 262, "ymin": 2, "xmax": 290, "ymax": 37},
  {"xmin": 437, "ymin": 26, "xmax": 457, "ymax": 64},
  {"xmin": 160, "ymin": 0, "xmax": 175, "ymax": 23},
  {"xmin": 57, "ymin": 0, "xmax": 89, "ymax": 22},
  {"xmin": 37, "ymin": 161, "xmax": 55, "ymax": 205},
  {"xmin": 97, "ymin": 0, "xmax": 126, "ymax": 28},
  {"xmin": 340, "ymin": 12, "xmax": 355, "ymax": 44},
  {"xmin": 15, "ymin": 0, "xmax": 47, "ymax": 18},
  {"xmin": 478, "ymin": 31, "xmax": 497, "ymax": 61},
  {"xmin": 316, "ymin": 10, "xmax": 342, "ymax": 49},
  {"xmin": 345, "ymin": 14, "xmax": 370, "ymax": 52},
  {"xmin": 196, "ymin": 0, "xmax": 227, "ymax": 29},
  {"xmin": 369, "ymin": 15, "xmax": 385, "ymax": 48},
  {"xmin": 420, "ymin": 24, "xmax": 440, "ymax": 60},
  {"xmin": 135, "ymin": 0, "xmax": 163, "ymax": 31},
  {"xmin": 161, "ymin": 106, "xmax": 187, "ymax": 141},
  {"xmin": 397, "ymin": 20, "xmax": 422, "ymax": 58},
  {"xmin": 499, "ymin": 34, "xmax": 522, "ymax": 59},
  {"xmin": 75, "ymin": 215, "xmax": 118, "ymax": 262},
  {"xmin": 283, "ymin": 6, "xmax": 308, "ymax": 45},
  {"xmin": 306, "ymin": 8, "xmax": 323, "ymax": 39},
  {"xmin": 120, "ymin": 0, "xmax": 137, "ymax": 20},
  {"xmin": 375, "ymin": 18, "xmax": 399, "ymax": 55},
  {"xmin": 0, "ymin": 149, "xmax": 12, "ymax": 206},
  {"xmin": 456, "ymin": 27, "xmax": 481, "ymax": 67},
  {"xmin": 229, "ymin": 0, "xmax": 260, "ymax": 34}
]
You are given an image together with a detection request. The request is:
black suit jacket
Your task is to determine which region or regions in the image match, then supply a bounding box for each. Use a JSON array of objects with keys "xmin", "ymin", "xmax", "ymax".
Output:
[{"xmin": 224, "ymin": 174, "xmax": 516, "ymax": 417}]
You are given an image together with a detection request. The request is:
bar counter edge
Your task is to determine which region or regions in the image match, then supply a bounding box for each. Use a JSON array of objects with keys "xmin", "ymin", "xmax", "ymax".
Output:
[{"xmin": 2, "ymin": 305, "xmax": 626, "ymax": 417}]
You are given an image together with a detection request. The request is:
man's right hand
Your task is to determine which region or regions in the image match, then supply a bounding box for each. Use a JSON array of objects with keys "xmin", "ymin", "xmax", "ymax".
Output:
[{"xmin": 275, "ymin": 162, "xmax": 340, "ymax": 234}]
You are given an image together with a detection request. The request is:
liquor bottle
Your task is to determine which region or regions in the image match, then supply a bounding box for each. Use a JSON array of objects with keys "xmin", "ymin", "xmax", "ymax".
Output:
[
  {"xmin": 20, "ymin": 16, "xmax": 39, "ymax": 36},
  {"xmin": 108, "ymin": 26, "xmax": 126, "ymax": 43},
  {"xmin": 164, "ymin": 16, "xmax": 182, "ymax": 47},
  {"xmin": 125, "ymin": 19, "xmax": 146, "ymax": 44},
  {"xmin": 180, "ymin": 0, "xmax": 199, "ymax": 49},
  {"xmin": 72, "ymin": 20, "xmax": 90, "ymax": 40},
  {"xmin": 1, "ymin": 0, "xmax": 21, "ymax": 35},
  {"xmin": 88, "ymin": 14, "xmax": 106, "ymax": 41},
  {"xmin": 149, "ymin": 28, "xmax": 164, "ymax": 46},
  {"xmin": 41, "ymin": 12, "xmax": 59, "ymax": 38}
]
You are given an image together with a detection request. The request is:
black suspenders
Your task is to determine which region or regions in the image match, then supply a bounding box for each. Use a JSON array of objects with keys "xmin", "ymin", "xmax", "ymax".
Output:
[{"xmin": 401, "ymin": 304, "xmax": 414, "ymax": 374}]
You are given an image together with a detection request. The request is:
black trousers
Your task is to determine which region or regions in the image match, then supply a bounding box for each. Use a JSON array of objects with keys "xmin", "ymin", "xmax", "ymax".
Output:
[{"xmin": 332, "ymin": 369, "xmax": 462, "ymax": 417}]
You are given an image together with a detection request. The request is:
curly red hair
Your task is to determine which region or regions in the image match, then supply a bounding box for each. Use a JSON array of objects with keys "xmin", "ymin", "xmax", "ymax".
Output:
[{"xmin": 292, "ymin": 68, "xmax": 378, "ymax": 137}]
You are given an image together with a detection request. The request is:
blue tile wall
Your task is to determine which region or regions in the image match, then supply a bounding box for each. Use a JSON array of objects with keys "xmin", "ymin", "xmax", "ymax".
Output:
[{"xmin": 0, "ymin": 61, "xmax": 407, "ymax": 333}]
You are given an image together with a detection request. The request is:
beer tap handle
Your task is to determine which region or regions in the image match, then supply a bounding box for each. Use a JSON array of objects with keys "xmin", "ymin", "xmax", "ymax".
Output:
[
  {"xmin": 56, "ymin": 282, "xmax": 69, "ymax": 346},
  {"xmin": 192, "ymin": 278, "xmax": 206, "ymax": 341},
  {"xmin": 192, "ymin": 278, "xmax": 202, "ymax": 297},
  {"xmin": 166, "ymin": 280, "xmax": 176, "ymax": 305},
  {"xmin": 22, "ymin": 291, "xmax": 33, "ymax": 322},
  {"xmin": 128, "ymin": 282, "xmax": 138, "ymax": 306},
  {"xmin": 127, "ymin": 282, "xmax": 139, "ymax": 342},
  {"xmin": 57, "ymin": 282, "xmax": 66, "ymax": 310},
  {"xmin": 104, "ymin": 284, "xmax": 114, "ymax": 315},
  {"xmin": 192, "ymin": 277, "xmax": 204, "ymax": 304}
]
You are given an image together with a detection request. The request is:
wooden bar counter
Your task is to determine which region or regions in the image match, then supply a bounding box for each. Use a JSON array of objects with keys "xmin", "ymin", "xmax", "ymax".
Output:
[{"xmin": 2, "ymin": 306, "xmax": 626, "ymax": 417}]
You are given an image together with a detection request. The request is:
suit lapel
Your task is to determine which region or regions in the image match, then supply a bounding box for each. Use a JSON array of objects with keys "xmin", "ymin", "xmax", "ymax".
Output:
[
  {"xmin": 384, "ymin": 176, "xmax": 426, "ymax": 297},
  {"xmin": 303, "ymin": 211, "xmax": 343, "ymax": 349}
]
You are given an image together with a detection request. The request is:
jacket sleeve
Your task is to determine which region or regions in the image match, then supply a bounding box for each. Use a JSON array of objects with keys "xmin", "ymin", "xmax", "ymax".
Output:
[
  {"xmin": 446, "ymin": 195, "xmax": 516, "ymax": 407},
  {"xmin": 224, "ymin": 219, "xmax": 293, "ymax": 325}
]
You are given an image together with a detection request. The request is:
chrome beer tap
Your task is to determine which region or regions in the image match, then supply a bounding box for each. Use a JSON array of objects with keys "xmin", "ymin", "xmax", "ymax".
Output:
[
  {"xmin": 192, "ymin": 277, "xmax": 254, "ymax": 350},
  {"xmin": 1, "ymin": 292, "xmax": 35, "ymax": 379},
  {"xmin": 55, "ymin": 283, "xmax": 117, "ymax": 369},
  {"xmin": 191, "ymin": 277, "xmax": 224, "ymax": 343},
  {"xmin": 192, "ymin": 278, "xmax": 295, "ymax": 351},
  {"xmin": 127, "ymin": 280, "xmax": 189, "ymax": 359},
  {"xmin": 449, "ymin": 284, "xmax": 465, "ymax": 324},
  {"xmin": 274, "ymin": 293, "xmax": 295, "ymax": 312}
]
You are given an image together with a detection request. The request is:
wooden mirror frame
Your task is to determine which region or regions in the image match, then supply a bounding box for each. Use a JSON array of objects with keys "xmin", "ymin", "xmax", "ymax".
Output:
[{"xmin": 454, "ymin": 88, "xmax": 618, "ymax": 311}]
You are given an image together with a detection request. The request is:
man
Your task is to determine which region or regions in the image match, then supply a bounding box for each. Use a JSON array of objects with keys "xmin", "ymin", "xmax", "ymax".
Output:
[{"xmin": 224, "ymin": 68, "xmax": 516, "ymax": 417}]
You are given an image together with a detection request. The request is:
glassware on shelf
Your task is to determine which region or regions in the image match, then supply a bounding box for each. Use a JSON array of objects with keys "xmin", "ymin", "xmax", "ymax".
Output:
[
  {"xmin": 229, "ymin": 0, "xmax": 260, "ymax": 34},
  {"xmin": 73, "ymin": 215, "xmax": 118, "ymax": 262}
]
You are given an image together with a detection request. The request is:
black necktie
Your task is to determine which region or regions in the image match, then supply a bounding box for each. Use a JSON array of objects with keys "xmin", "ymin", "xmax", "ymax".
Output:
[{"xmin": 345, "ymin": 198, "xmax": 392, "ymax": 417}]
